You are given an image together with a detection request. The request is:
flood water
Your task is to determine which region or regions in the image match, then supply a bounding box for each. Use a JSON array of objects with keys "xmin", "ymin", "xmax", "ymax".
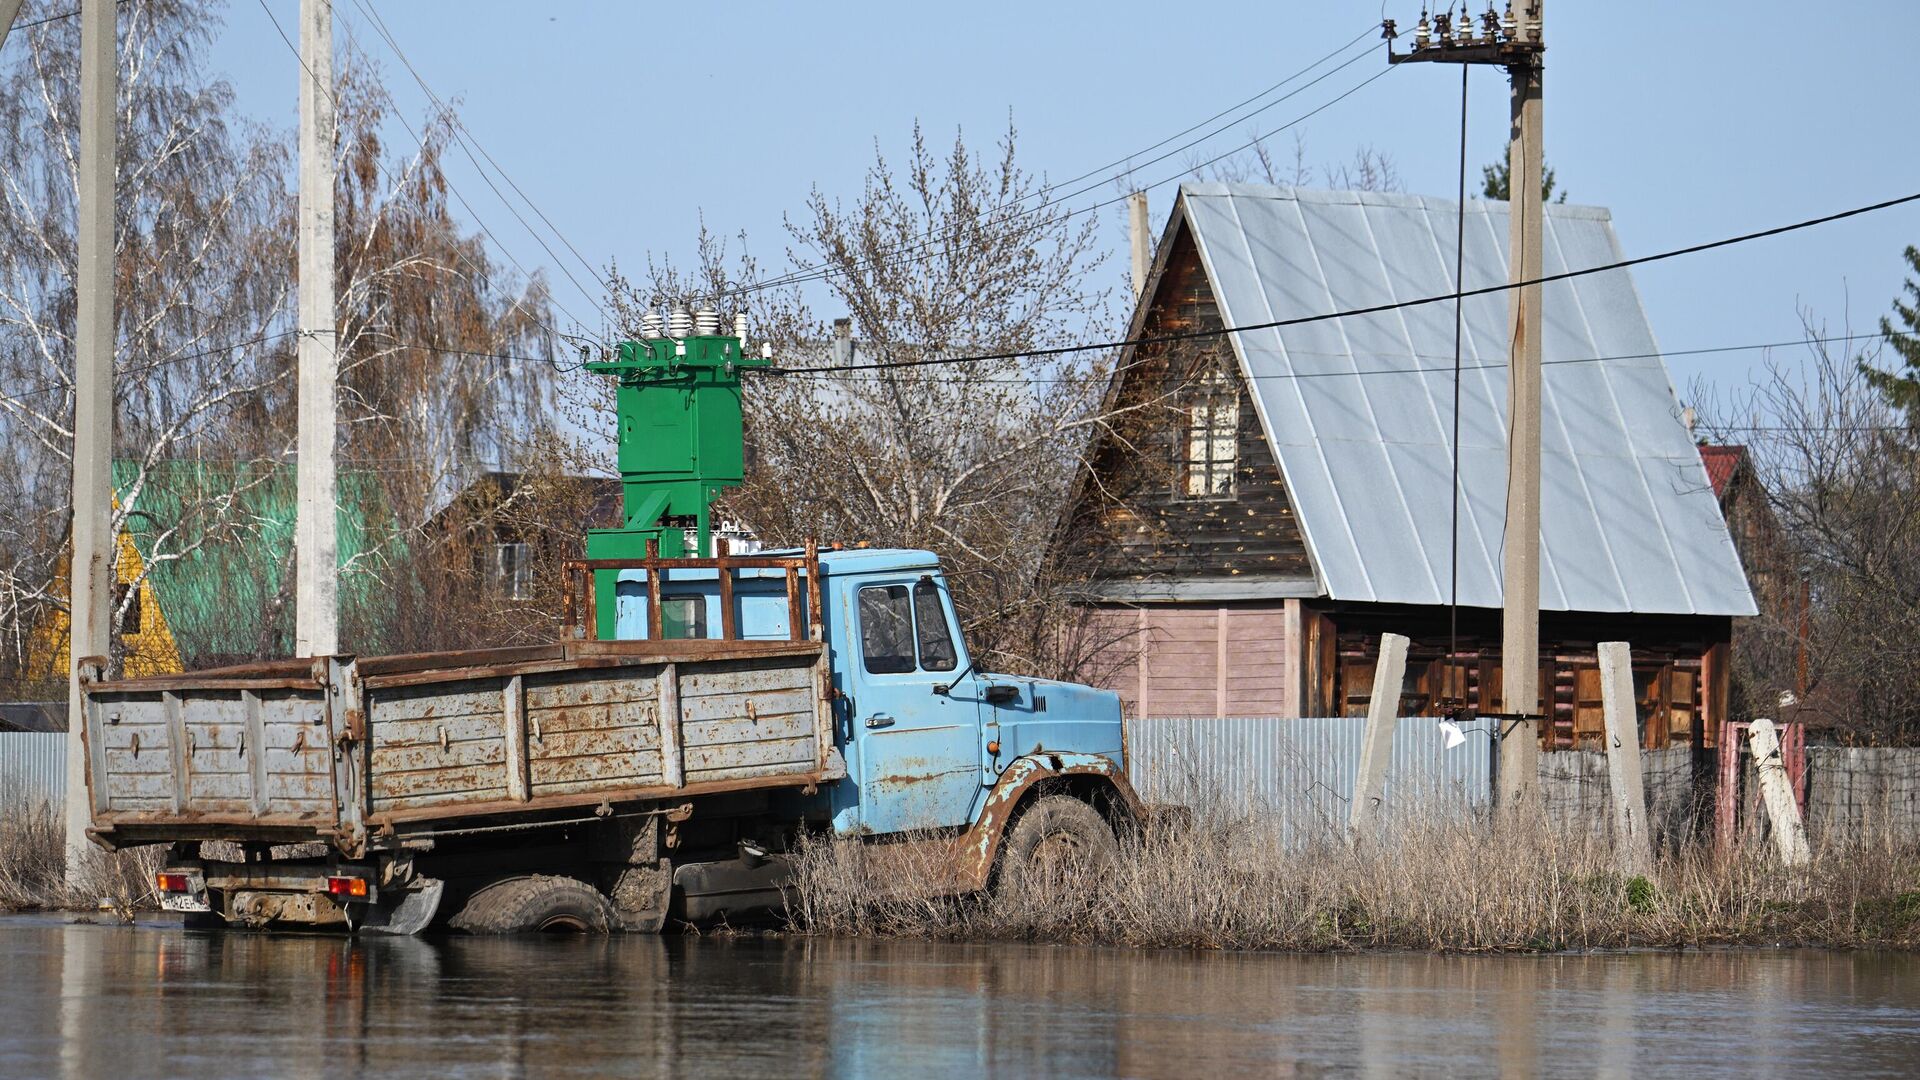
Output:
[{"xmin": 1, "ymin": 915, "xmax": 1915, "ymax": 1078}]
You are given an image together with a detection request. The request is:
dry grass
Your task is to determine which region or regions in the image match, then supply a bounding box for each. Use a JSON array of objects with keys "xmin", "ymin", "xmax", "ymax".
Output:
[
  {"xmin": 0, "ymin": 797, "xmax": 163, "ymax": 915},
  {"xmin": 786, "ymin": 807, "xmax": 1920, "ymax": 951}
]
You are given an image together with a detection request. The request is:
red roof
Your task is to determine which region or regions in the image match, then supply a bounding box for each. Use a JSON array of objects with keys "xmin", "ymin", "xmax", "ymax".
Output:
[{"xmin": 1698, "ymin": 444, "xmax": 1745, "ymax": 500}]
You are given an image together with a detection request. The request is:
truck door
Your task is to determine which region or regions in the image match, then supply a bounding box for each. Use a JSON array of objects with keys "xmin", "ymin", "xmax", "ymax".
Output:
[{"xmin": 845, "ymin": 576, "xmax": 983, "ymax": 833}]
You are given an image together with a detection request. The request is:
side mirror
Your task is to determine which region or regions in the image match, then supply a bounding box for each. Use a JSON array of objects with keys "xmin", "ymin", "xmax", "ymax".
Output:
[{"xmin": 983, "ymin": 684, "xmax": 1020, "ymax": 706}]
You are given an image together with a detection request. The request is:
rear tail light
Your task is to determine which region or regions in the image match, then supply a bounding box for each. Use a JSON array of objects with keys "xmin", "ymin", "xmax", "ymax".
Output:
[
  {"xmin": 325, "ymin": 875, "xmax": 369, "ymax": 899},
  {"xmin": 155, "ymin": 872, "xmax": 191, "ymax": 893}
]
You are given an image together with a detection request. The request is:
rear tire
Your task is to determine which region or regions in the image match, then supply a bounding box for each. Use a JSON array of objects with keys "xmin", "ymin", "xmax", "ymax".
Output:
[
  {"xmin": 995, "ymin": 795, "xmax": 1118, "ymax": 900},
  {"xmin": 449, "ymin": 875, "xmax": 617, "ymax": 934}
]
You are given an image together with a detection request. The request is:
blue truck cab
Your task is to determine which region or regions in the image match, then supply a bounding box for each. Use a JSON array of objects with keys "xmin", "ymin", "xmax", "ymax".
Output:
[{"xmin": 608, "ymin": 547, "xmax": 1134, "ymax": 846}]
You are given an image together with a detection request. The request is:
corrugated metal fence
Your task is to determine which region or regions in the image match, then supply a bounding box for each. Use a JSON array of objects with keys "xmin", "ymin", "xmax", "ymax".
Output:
[
  {"xmin": 1124, "ymin": 716, "xmax": 1494, "ymax": 845},
  {"xmin": 0, "ymin": 732, "xmax": 66, "ymax": 809}
]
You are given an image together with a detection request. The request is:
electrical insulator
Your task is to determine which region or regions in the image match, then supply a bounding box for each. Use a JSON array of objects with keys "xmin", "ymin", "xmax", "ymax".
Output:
[
  {"xmin": 1483, "ymin": 6, "xmax": 1500, "ymax": 40},
  {"xmin": 1501, "ymin": 1, "xmax": 1516, "ymax": 39},
  {"xmin": 668, "ymin": 307, "xmax": 692, "ymax": 338},
  {"xmin": 1435, "ymin": 11, "xmax": 1451, "ymax": 44},
  {"xmin": 1414, "ymin": 11, "xmax": 1431, "ymax": 48}
]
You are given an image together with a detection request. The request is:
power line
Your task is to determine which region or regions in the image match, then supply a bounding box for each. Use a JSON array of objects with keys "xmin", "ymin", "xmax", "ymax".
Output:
[
  {"xmin": 721, "ymin": 31, "xmax": 1393, "ymax": 299},
  {"xmin": 766, "ymin": 190, "xmax": 1920, "ymax": 375},
  {"xmin": 4, "ymin": 0, "xmax": 127, "ymax": 34},
  {"xmin": 345, "ymin": 0, "xmax": 612, "ymax": 320},
  {"xmin": 0, "ymin": 332, "xmax": 582, "ymax": 409},
  {"xmin": 252, "ymin": 0, "xmax": 600, "ymax": 348},
  {"xmin": 762, "ymin": 331, "xmax": 1900, "ymax": 385},
  {"xmin": 734, "ymin": 60, "xmax": 1398, "ymax": 298},
  {"xmin": 0, "ymin": 331, "xmax": 298, "ymax": 407}
]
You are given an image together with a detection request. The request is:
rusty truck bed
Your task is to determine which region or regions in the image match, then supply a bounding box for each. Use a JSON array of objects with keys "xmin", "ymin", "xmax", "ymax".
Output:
[{"xmin": 78, "ymin": 639, "xmax": 838, "ymax": 856}]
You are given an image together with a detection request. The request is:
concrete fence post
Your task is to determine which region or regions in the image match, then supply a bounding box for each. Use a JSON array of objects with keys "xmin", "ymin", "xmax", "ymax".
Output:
[
  {"xmin": 1748, "ymin": 718, "xmax": 1812, "ymax": 867},
  {"xmin": 1597, "ymin": 642, "xmax": 1653, "ymax": 876},
  {"xmin": 1348, "ymin": 633, "xmax": 1409, "ymax": 843}
]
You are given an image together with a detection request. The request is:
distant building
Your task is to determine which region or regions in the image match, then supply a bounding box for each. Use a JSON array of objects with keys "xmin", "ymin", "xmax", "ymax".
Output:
[
  {"xmin": 1056, "ymin": 184, "xmax": 1757, "ymax": 750},
  {"xmin": 427, "ymin": 471, "xmax": 622, "ymax": 601},
  {"xmin": 26, "ymin": 497, "xmax": 184, "ymax": 684}
]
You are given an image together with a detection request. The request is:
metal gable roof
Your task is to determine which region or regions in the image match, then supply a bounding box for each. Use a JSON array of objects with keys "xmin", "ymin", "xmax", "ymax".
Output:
[{"xmin": 1179, "ymin": 183, "xmax": 1756, "ymax": 616}]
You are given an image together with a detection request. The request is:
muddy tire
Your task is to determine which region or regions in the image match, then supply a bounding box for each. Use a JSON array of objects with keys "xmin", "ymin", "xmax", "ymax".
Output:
[
  {"xmin": 448, "ymin": 875, "xmax": 618, "ymax": 934},
  {"xmin": 996, "ymin": 795, "xmax": 1118, "ymax": 900}
]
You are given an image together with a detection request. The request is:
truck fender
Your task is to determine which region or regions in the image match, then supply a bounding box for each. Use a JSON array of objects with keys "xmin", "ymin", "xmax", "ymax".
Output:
[{"xmin": 952, "ymin": 752, "xmax": 1144, "ymax": 892}]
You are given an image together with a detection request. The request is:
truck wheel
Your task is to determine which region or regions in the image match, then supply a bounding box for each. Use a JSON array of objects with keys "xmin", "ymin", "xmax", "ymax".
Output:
[
  {"xmin": 448, "ymin": 875, "xmax": 618, "ymax": 934},
  {"xmin": 996, "ymin": 795, "xmax": 1117, "ymax": 899}
]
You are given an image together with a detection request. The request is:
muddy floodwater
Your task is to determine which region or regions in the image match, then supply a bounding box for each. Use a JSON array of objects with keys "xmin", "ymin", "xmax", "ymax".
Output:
[{"xmin": 0, "ymin": 916, "xmax": 1916, "ymax": 1077}]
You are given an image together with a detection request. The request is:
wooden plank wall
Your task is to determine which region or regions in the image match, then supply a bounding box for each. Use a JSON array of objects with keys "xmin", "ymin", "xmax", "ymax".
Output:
[
  {"xmin": 1093, "ymin": 603, "xmax": 1296, "ymax": 719},
  {"xmin": 1060, "ymin": 223, "xmax": 1313, "ymax": 585}
]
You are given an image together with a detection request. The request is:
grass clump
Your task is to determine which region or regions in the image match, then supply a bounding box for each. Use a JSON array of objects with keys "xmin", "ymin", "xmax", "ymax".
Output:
[
  {"xmin": 785, "ymin": 803, "xmax": 1920, "ymax": 952},
  {"xmin": 1, "ymin": 795, "xmax": 163, "ymax": 915}
]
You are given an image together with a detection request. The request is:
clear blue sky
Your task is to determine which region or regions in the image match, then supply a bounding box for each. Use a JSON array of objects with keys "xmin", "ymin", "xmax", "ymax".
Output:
[{"xmin": 212, "ymin": 1, "xmax": 1920, "ymax": 408}]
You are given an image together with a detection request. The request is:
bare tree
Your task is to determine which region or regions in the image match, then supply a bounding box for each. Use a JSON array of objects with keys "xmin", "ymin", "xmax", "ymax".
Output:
[
  {"xmin": 1697, "ymin": 315, "xmax": 1920, "ymax": 743},
  {"xmin": 579, "ymin": 123, "xmax": 1160, "ymax": 678},
  {"xmin": 0, "ymin": 3, "xmax": 560, "ymax": 690},
  {"xmin": 0, "ymin": 1, "xmax": 294, "ymax": 689}
]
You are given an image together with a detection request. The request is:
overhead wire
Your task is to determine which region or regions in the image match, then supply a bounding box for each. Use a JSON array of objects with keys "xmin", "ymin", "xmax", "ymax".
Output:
[
  {"xmin": 4, "ymin": 327, "xmax": 1907, "ymax": 414},
  {"xmin": 3, "ymin": 0, "xmax": 128, "ymax": 34},
  {"xmin": 756, "ymin": 61, "xmax": 1400, "ymax": 297},
  {"xmin": 345, "ymin": 0, "xmax": 613, "ymax": 324},
  {"xmin": 252, "ymin": 0, "xmax": 600, "ymax": 351},
  {"xmin": 762, "ymin": 190, "xmax": 1920, "ymax": 374},
  {"xmin": 720, "ymin": 28, "xmax": 1392, "ymax": 298},
  {"xmin": 0, "ymin": 331, "xmax": 298, "ymax": 408}
]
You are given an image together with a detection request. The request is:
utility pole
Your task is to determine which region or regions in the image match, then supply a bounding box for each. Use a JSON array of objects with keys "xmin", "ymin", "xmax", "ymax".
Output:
[
  {"xmin": 1128, "ymin": 191, "xmax": 1151, "ymax": 300},
  {"xmin": 65, "ymin": 0, "xmax": 116, "ymax": 888},
  {"xmin": 296, "ymin": 0, "xmax": 338, "ymax": 658},
  {"xmin": 1387, "ymin": 3, "xmax": 1545, "ymax": 809},
  {"xmin": 0, "ymin": 0, "xmax": 25, "ymax": 50}
]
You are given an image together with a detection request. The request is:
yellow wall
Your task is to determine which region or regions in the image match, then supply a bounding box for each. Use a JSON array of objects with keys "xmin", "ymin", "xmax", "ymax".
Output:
[{"xmin": 29, "ymin": 524, "xmax": 184, "ymax": 682}]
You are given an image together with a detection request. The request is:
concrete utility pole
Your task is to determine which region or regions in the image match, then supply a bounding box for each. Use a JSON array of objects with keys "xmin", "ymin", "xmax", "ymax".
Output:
[
  {"xmin": 1128, "ymin": 191, "xmax": 1151, "ymax": 300},
  {"xmin": 0, "ymin": 0, "xmax": 25, "ymax": 51},
  {"xmin": 1746, "ymin": 719, "xmax": 1811, "ymax": 867},
  {"xmin": 1596, "ymin": 642, "xmax": 1653, "ymax": 876},
  {"xmin": 1386, "ymin": 2, "xmax": 1546, "ymax": 809},
  {"xmin": 295, "ymin": 0, "xmax": 338, "ymax": 657},
  {"xmin": 65, "ymin": 0, "xmax": 116, "ymax": 887},
  {"xmin": 1497, "ymin": 3, "xmax": 1545, "ymax": 809},
  {"xmin": 1349, "ymin": 633, "xmax": 1410, "ymax": 842}
]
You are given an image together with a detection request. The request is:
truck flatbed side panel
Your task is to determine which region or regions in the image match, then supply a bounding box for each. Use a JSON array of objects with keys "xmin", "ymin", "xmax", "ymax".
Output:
[
  {"xmin": 84, "ymin": 682, "xmax": 339, "ymax": 828},
  {"xmin": 365, "ymin": 654, "xmax": 826, "ymax": 815},
  {"xmin": 82, "ymin": 642, "xmax": 833, "ymax": 847}
]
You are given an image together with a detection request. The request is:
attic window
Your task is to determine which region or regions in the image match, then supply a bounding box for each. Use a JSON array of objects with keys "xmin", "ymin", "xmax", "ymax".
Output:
[
  {"xmin": 493, "ymin": 542, "xmax": 533, "ymax": 601},
  {"xmin": 1179, "ymin": 367, "xmax": 1239, "ymax": 499}
]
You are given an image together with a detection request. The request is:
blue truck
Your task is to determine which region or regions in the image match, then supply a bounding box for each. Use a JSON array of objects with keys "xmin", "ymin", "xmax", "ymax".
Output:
[{"xmin": 77, "ymin": 541, "xmax": 1141, "ymax": 933}]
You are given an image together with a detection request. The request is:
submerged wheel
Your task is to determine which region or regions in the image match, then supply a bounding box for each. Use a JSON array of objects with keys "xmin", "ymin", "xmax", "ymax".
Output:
[
  {"xmin": 996, "ymin": 795, "xmax": 1118, "ymax": 899},
  {"xmin": 448, "ymin": 875, "xmax": 618, "ymax": 934}
]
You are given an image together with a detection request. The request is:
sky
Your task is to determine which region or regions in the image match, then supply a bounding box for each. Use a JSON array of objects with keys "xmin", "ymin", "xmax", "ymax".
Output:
[{"xmin": 206, "ymin": 0, "xmax": 1920, "ymax": 418}]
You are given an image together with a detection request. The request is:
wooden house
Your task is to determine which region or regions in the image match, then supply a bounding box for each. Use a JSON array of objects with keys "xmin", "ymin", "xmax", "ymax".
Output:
[{"xmin": 1056, "ymin": 185, "xmax": 1757, "ymax": 751}]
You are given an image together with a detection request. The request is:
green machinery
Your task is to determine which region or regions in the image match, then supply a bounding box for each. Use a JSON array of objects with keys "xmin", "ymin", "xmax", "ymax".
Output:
[{"xmin": 583, "ymin": 326, "xmax": 768, "ymax": 637}]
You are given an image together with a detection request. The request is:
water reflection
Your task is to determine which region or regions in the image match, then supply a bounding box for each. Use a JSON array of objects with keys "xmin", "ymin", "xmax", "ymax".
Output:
[{"xmin": 2, "ymin": 916, "xmax": 1916, "ymax": 1078}]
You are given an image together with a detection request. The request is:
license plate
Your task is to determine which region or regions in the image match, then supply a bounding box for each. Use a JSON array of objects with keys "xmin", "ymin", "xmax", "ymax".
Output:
[{"xmin": 160, "ymin": 892, "xmax": 211, "ymax": 913}]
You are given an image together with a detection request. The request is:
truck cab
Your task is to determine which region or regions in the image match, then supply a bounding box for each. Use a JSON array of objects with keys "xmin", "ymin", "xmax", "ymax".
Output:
[{"xmin": 605, "ymin": 546, "xmax": 1130, "ymax": 841}]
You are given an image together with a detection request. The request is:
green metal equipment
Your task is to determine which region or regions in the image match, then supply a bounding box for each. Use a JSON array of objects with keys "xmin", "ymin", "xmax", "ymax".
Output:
[{"xmin": 583, "ymin": 327, "xmax": 768, "ymax": 637}]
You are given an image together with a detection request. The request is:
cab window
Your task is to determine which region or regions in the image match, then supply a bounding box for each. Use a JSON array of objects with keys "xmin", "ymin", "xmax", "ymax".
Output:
[
  {"xmin": 660, "ymin": 596, "xmax": 706, "ymax": 640},
  {"xmin": 912, "ymin": 579, "xmax": 957, "ymax": 671},
  {"xmin": 859, "ymin": 585, "xmax": 915, "ymax": 674}
]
